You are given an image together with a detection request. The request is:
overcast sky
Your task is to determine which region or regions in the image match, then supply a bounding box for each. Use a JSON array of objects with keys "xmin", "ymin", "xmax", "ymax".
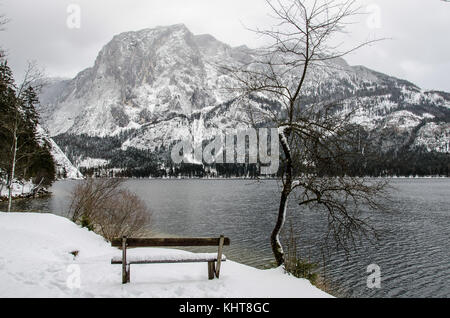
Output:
[{"xmin": 1, "ymin": 0, "xmax": 449, "ymax": 91}]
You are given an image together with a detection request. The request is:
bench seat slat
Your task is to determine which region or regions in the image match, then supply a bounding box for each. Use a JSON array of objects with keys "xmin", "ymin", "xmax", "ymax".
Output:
[
  {"xmin": 111, "ymin": 253, "xmax": 227, "ymax": 265},
  {"xmin": 111, "ymin": 236, "xmax": 230, "ymax": 283},
  {"xmin": 111, "ymin": 237, "xmax": 230, "ymax": 248}
]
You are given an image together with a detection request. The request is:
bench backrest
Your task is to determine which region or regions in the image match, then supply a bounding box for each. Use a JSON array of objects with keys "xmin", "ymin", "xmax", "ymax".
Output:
[{"xmin": 111, "ymin": 237, "xmax": 231, "ymax": 248}]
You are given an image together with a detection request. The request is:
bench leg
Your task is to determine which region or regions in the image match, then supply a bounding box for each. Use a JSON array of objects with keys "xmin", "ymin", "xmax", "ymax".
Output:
[
  {"xmin": 122, "ymin": 264, "xmax": 127, "ymax": 284},
  {"xmin": 215, "ymin": 265, "xmax": 221, "ymax": 279},
  {"xmin": 208, "ymin": 261, "xmax": 215, "ymax": 280},
  {"xmin": 122, "ymin": 236, "xmax": 129, "ymax": 284},
  {"xmin": 122, "ymin": 264, "xmax": 131, "ymax": 284},
  {"xmin": 215, "ymin": 235, "xmax": 224, "ymax": 279}
]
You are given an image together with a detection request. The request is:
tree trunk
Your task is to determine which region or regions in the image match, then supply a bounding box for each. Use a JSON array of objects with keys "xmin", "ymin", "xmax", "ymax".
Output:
[
  {"xmin": 271, "ymin": 128, "xmax": 293, "ymax": 266},
  {"xmin": 7, "ymin": 132, "xmax": 18, "ymax": 213},
  {"xmin": 271, "ymin": 184, "xmax": 291, "ymax": 266}
]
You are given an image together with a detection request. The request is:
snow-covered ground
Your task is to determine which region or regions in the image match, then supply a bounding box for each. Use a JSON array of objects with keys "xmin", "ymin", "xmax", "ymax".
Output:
[
  {"xmin": 0, "ymin": 212, "xmax": 331, "ymax": 298},
  {"xmin": 0, "ymin": 180, "xmax": 35, "ymax": 198},
  {"xmin": 77, "ymin": 158, "xmax": 110, "ymax": 169}
]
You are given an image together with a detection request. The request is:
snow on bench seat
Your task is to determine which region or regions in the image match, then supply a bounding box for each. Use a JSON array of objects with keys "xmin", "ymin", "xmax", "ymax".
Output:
[{"xmin": 111, "ymin": 253, "xmax": 227, "ymax": 265}]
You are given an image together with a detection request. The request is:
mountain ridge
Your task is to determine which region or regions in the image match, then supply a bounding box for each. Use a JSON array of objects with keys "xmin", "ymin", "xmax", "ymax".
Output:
[{"xmin": 37, "ymin": 24, "xmax": 450, "ymax": 174}]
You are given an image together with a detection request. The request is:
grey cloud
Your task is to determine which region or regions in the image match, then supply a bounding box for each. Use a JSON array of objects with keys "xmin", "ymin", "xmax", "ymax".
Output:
[{"xmin": 1, "ymin": 0, "xmax": 449, "ymax": 91}]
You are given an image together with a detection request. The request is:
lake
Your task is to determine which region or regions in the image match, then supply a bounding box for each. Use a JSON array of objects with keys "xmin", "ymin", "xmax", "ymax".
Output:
[{"xmin": 2, "ymin": 178, "xmax": 449, "ymax": 298}]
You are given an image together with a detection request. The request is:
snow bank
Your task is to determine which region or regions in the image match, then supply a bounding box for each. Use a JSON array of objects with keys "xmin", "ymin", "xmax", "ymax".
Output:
[
  {"xmin": 0, "ymin": 180, "xmax": 35, "ymax": 198},
  {"xmin": 0, "ymin": 212, "xmax": 332, "ymax": 298}
]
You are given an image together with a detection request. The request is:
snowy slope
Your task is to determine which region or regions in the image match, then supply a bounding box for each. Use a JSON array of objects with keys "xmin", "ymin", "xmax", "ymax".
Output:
[
  {"xmin": 47, "ymin": 137, "xmax": 83, "ymax": 179},
  {"xmin": 0, "ymin": 212, "xmax": 331, "ymax": 298},
  {"xmin": 36, "ymin": 125, "xmax": 83, "ymax": 179}
]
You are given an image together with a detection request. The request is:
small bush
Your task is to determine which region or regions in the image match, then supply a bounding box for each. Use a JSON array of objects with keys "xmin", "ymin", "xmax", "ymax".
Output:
[
  {"xmin": 282, "ymin": 222, "xmax": 319, "ymax": 285},
  {"xmin": 95, "ymin": 189, "xmax": 151, "ymax": 241},
  {"xmin": 285, "ymin": 258, "xmax": 318, "ymax": 284},
  {"xmin": 68, "ymin": 178, "xmax": 152, "ymax": 241},
  {"xmin": 80, "ymin": 215, "xmax": 94, "ymax": 231}
]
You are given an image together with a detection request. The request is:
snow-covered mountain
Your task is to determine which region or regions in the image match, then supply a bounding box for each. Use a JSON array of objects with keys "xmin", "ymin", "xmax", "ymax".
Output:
[{"xmin": 37, "ymin": 24, "xmax": 450, "ymax": 162}]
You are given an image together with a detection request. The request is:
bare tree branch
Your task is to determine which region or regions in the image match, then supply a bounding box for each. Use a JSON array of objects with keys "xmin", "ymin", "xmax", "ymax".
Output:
[{"xmin": 222, "ymin": 0, "xmax": 389, "ymax": 265}]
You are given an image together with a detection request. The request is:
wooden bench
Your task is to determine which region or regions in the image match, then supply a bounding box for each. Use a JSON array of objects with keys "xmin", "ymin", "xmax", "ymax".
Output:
[{"xmin": 111, "ymin": 236, "xmax": 230, "ymax": 284}]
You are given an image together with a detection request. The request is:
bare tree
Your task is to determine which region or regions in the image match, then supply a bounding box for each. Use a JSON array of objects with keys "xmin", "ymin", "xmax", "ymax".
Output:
[
  {"xmin": 1, "ymin": 60, "xmax": 47, "ymax": 212},
  {"xmin": 222, "ymin": 0, "xmax": 389, "ymax": 265},
  {"xmin": 96, "ymin": 190, "xmax": 152, "ymax": 241},
  {"xmin": 68, "ymin": 178, "xmax": 125, "ymax": 222},
  {"xmin": 68, "ymin": 178, "xmax": 152, "ymax": 241},
  {"xmin": 1, "ymin": 12, "xmax": 53, "ymax": 209},
  {"xmin": 0, "ymin": 12, "xmax": 10, "ymax": 55}
]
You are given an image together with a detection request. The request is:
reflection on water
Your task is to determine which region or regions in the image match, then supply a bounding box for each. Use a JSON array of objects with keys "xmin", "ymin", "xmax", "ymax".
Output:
[{"xmin": 2, "ymin": 178, "xmax": 449, "ymax": 298}]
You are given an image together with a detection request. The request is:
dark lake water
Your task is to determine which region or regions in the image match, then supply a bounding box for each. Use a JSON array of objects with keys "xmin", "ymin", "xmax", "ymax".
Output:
[{"xmin": 2, "ymin": 178, "xmax": 449, "ymax": 298}]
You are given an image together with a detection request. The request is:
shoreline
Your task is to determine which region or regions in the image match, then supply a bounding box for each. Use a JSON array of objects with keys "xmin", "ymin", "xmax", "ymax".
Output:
[
  {"xmin": 124, "ymin": 224, "xmax": 342, "ymax": 297},
  {"xmin": 0, "ymin": 189, "xmax": 52, "ymax": 203},
  {"xmin": 67, "ymin": 176, "xmax": 450, "ymax": 181},
  {"xmin": 0, "ymin": 210, "xmax": 337, "ymax": 297}
]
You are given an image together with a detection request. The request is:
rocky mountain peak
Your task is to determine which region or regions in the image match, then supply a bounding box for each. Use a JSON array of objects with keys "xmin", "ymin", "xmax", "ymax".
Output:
[{"xmin": 37, "ymin": 24, "xmax": 449, "ymax": 156}]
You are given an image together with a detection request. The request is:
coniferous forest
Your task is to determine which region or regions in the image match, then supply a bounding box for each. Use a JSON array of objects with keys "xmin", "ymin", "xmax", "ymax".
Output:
[
  {"xmin": 53, "ymin": 131, "xmax": 449, "ymax": 179},
  {"xmin": 0, "ymin": 55, "xmax": 56, "ymax": 194}
]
